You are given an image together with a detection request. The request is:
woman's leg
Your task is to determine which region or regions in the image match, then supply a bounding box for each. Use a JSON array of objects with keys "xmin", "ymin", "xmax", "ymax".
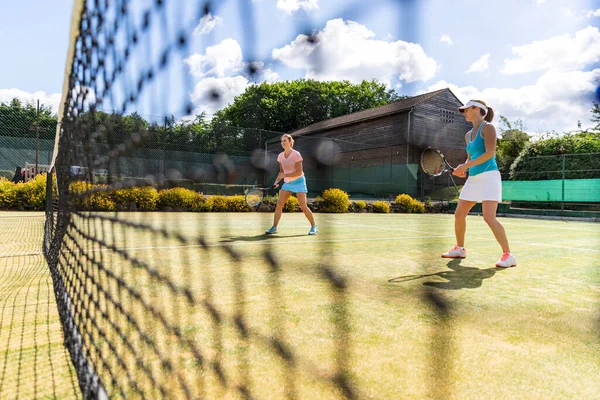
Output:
[
  {"xmin": 296, "ymin": 192, "xmax": 316, "ymax": 226},
  {"xmin": 273, "ymin": 190, "xmax": 292, "ymax": 227},
  {"xmin": 455, "ymin": 199, "xmax": 477, "ymax": 247},
  {"xmin": 482, "ymin": 201, "xmax": 510, "ymax": 253}
]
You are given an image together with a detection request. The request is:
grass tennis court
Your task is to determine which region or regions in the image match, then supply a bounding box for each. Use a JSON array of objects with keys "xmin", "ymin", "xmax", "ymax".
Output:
[
  {"xmin": 2, "ymin": 211, "xmax": 599, "ymax": 399},
  {"xmin": 0, "ymin": 213, "xmax": 80, "ymax": 399}
]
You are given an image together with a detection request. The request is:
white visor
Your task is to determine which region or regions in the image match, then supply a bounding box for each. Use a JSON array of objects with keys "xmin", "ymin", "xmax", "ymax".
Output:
[{"xmin": 458, "ymin": 100, "xmax": 487, "ymax": 114}]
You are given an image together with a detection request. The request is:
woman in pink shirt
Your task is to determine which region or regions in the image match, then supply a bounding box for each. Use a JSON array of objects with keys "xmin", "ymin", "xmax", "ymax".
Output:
[{"xmin": 266, "ymin": 134, "xmax": 318, "ymax": 235}]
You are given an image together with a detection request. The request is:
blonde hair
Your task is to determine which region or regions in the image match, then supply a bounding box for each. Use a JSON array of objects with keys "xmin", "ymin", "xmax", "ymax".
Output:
[
  {"xmin": 472, "ymin": 99, "xmax": 494, "ymax": 122},
  {"xmin": 281, "ymin": 134, "xmax": 294, "ymax": 147}
]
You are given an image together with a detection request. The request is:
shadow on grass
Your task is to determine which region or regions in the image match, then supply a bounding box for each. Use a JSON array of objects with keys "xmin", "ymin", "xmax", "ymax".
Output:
[
  {"xmin": 220, "ymin": 234, "xmax": 308, "ymax": 243},
  {"xmin": 388, "ymin": 259, "xmax": 505, "ymax": 290}
]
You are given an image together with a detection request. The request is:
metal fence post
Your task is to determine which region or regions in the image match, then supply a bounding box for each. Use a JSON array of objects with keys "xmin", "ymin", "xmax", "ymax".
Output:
[{"xmin": 561, "ymin": 154, "xmax": 566, "ymax": 219}]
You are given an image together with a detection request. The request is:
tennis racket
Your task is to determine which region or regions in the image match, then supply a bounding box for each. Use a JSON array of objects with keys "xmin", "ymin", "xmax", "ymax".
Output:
[
  {"xmin": 420, "ymin": 147, "xmax": 455, "ymax": 177},
  {"xmin": 244, "ymin": 185, "xmax": 276, "ymax": 209},
  {"xmin": 420, "ymin": 147, "xmax": 460, "ymax": 194}
]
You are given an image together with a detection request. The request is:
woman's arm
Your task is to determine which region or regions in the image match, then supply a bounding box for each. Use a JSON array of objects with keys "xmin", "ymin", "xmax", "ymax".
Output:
[
  {"xmin": 273, "ymin": 164, "xmax": 285, "ymax": 187},
  {"xmin": 453, "ymin": 133, "xmax": 471, "ymax": 177},
  {"xmin": 283, "ymin": 161, "xmax": 304, "ymax": 179}
]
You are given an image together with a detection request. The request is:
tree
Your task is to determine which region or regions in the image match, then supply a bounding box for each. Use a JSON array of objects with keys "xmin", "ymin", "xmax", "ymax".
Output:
[
  {"xmin": 0, "ymin": 98, "xmax": 57, "ymax": 139},
  {"xmin": 211, "ymin": 79, "xmax": 404, "ymax": 135},
  {"xmin": 590, "ymin": 102, "xmax": 600, "ymax": 132},
  {"xmin": 496, "ymin": 116, "xmax": 530, "ymax": 175}
]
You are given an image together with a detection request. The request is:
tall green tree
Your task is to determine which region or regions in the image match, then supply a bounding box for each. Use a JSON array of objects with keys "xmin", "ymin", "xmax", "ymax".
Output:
[
  {"xmin": 0, "ymin": 98, "xmax": 57, "ymax": 139},
  {"xmin": 590, "ymin": 102, "xmax": 600, "ymax": 132},
  {"xmin": 212, "ymin": 79, "xmax": 403, "ymax": 135}
]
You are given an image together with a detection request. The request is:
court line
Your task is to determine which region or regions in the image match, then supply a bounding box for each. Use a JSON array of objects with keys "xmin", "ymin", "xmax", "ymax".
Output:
[
  {"xmin": 0, "ymin": 252, "xmax": 44, "ymax": 259},
  {"xmin": 332, "ymin": 218, "xmax": 600, "ymax": 234},
  {"xmin": 328, "ymin": 221, "xmax": 440, "ymax": 235},
  {"xmin": 478, "ymin": 237, "xmax": 600, "ymax": 253},
  {"xmin": 77, "ymin": 234, "xmax": 455, "ymax": 254},
  {"xmin": 329, "ymin": 221, "xmax": 600, "ymax": 252}
]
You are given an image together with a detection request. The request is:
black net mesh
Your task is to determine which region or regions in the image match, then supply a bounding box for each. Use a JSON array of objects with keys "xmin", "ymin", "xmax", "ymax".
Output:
[{"xmin": 41, "ymin": 1, "xmax": 457, "ymax": 399}]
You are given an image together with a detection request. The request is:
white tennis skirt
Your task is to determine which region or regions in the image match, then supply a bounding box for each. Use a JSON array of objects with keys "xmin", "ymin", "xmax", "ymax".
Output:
[{"xmin": 459, "ymin": 170, "xmax": 502, "ymax": 203}]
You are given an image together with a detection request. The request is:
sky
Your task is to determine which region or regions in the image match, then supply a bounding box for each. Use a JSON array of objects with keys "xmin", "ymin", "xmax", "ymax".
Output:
[{"xmin": 0, "ymin": 0, "xmax": 599, "ymax": 135}]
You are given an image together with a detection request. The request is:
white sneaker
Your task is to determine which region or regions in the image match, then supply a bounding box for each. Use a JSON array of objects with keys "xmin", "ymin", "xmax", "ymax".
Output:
[
  {"xmin": 496, "ymin": 252, "xmax": 517, "ymax": 268},
  {"xmin": 441, "ymin": 246, "xmax": 466, "ymax": 259}
]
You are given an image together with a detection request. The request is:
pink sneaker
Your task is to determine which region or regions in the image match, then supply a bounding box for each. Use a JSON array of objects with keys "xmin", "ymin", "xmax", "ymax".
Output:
[
  {"xmin": 496, "ymin": 252, "xmax": 517, "ymax": 268},
  {"xmin": 441, "ymin": 246, "xmax": 466, "ymax": 259}
]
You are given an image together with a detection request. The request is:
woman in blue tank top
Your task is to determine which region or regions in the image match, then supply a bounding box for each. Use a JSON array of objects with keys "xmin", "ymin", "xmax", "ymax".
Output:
[{"xmin": 441, "ymin": 100, "xmax": 517, "ymax": 268}]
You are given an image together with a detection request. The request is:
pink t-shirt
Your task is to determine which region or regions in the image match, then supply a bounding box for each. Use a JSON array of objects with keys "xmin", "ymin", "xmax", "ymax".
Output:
[{"xmin": 277, "ymin": 150, "xmax": 304, "ymax": 183}]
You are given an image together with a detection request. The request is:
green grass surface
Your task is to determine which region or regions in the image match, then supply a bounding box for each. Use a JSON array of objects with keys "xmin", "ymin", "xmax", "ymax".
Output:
[
  {"xmin": 1, "ymin": 211, "xmax": 599, "ymax": 399},
  {"xmin": 0, "ymin": 214, "xmax": 81, "ymax": 399}
]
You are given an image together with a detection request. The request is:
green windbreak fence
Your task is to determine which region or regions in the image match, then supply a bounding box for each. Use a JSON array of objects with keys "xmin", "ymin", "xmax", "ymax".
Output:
[
  {"xmin": 305, "ymin": 163, "xmax": 419, "ymax": 197},
  {"xmin": 0, "ymin": 136, "xmax": 54, "ymax": 173},
  {"xmin": 503, "ymin": 179, "xmax": 600, "ymax": 202}
]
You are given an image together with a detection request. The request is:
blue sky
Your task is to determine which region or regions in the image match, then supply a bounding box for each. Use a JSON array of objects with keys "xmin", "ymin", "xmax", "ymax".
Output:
[{"xmin": 0, "ymin": 0, "xmax": 599, "ymax": 134}]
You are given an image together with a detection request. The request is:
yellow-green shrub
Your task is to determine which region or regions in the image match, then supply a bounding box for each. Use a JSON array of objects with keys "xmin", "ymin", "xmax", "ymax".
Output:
[
  {"xmin": 13, "ymin": 174, "xmax": 46, "ymax": 210},
  {"xmin": 190, "ymin": 193, "xmax": 209, "ymax": 211},
  {"xmin": 354, "ymin": 200, "xmax": 366, "ymax": 210},
  {"xmin": 321, "ymin": 188, "xmax": 349, "ymax": 213},
  {"xmin": 283, "ymin": 195, "xmax": 299, "ymax": 212},
  {"xmin": 410, "ymin": 199, "xmax": 425, "ymax": 213},
  {"xmin": 88, "ymin": 190, "xmax": 116, "ymax": 211},
  {"xmin": 70, "ymin": 181, "xmax": 116, "ymax": 211},
  {"xmin": 158, "ymin": 187, "xmax": 197, "ymax": 210},
  {"xmin": 0, "ymin": 178, "xmax": 16, "ymax": 209},
  {"xmin": 372, "ymin": 201, "xmax": 390, "ymax": 213},
  {"xmin": 395, "ymin": 193, "xmax": 425, "ymax": 213},
  {"xmin": 206, "ymin": 195, "xmax": 228, "ymax": 212},
  {"xmin": 227, "ymin": 195, "xmax": 252, "ymax": 212},
  {"xmin": 112, "ymin": 186, "xmax": 158, "ymax": 211},
  {"xmin": 395, "ymin": 194, "xmax": 414, "ymax": 208}
]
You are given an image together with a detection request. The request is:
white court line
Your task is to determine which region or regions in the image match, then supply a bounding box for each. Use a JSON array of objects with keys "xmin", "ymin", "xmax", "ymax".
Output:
[
  {"xmin": 329, "ymin": 221, "xmax": 437, "ymax": 235},
  {"xmin": 330, "ymin": 221, "xmax": 600, "ymax": 253},
  {"xmin": 86, "ymin": 234, "xmax": 455, "ymax": 254},
  {"xmin": 94, "ymin": 234, "xmax": 600, "ymax": 254},
  {"xmin": 497, "ymin": 220, "xmax": 600, "ymax": 233},
  {"xmin": 0, "ymin": 252, "xmax": 44, "ymax": 258},
  {"xmin": 478, "ymin": 237, "xmax": 600, "ymax": 254}
]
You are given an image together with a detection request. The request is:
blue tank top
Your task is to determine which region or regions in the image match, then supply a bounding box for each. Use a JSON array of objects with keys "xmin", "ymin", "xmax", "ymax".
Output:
[{"xmin": 466, "ymin": 121, "xmax": 498, "ymax": 176}]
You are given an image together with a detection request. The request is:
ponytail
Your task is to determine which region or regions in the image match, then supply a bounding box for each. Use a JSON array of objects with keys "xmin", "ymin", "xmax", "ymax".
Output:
[
  {"xmin": 473, "ymin": 99, "xmax": 494, "ymax": 122},
  {"xmin": 484, "ymin": 106, "xmax": 494, "ymax": 122}
]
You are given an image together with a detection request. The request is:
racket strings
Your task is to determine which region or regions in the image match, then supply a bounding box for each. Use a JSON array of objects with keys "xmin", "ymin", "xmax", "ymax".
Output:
[
  {"xmin": 421, "ymin": 151, "xmax": 445, "ymax": 176},
  {"xmin": 245, "ymin": 189, "xmax": 265, "ymax": 207}
]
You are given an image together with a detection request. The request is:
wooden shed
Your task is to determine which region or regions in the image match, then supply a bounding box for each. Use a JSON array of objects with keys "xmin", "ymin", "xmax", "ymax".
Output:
[{"xmin": 266, "ymin": 88, "xmax": 471, "ymax": 199}]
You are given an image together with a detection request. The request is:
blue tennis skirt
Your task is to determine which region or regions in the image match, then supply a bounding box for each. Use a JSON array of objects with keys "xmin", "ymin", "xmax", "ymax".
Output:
[{"xmin": 281, "ymin": 175, "xmax": 308, "ymax": 193}]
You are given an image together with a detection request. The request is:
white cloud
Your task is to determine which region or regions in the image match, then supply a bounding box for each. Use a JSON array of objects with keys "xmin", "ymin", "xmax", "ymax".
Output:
[
  {"xmin": 426, "ymin": 68, "xmax": 600, "ymax": 133},
  {"xmin": 184, "ymin": 38, "xmax": 244, "ymax": 78},
  {"xmin": 440, "ymin": 34, "xmax": 453, "ymax": 45},
  {"xmin": 272, "ymin": 18, "xmax": 438, "ymax": 87},
  {"xmin": 189, "ymin": 76, "xmax": 249, "ymax": 116},
  {"xmin": 466, "ymin": 53, "xmax": 490, "ymax": 73},
  {"xmin": 276, "ymin": 0, "xmax": 318, "ymax": 14},
  {"xmin": 534, "ymin": 0, "xmax": 546, "ymax": 4},
  {"xmin": 262, "ymin": 68, "xmax": 279, "ymax": 82},
  {"xmin": 0, "ymin": 89, "xmax": 62, "ymax": 113},
  {"xmin": 502, "ymin": 26, "xmax": 600, "ymax": 74},
  {"xmin": 193, "ymin": 13, "xmax": 223, "ymax": 36},
  {"xmin": 585, "ymin": 8, "xmax": 600, "ymax": 18}
]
